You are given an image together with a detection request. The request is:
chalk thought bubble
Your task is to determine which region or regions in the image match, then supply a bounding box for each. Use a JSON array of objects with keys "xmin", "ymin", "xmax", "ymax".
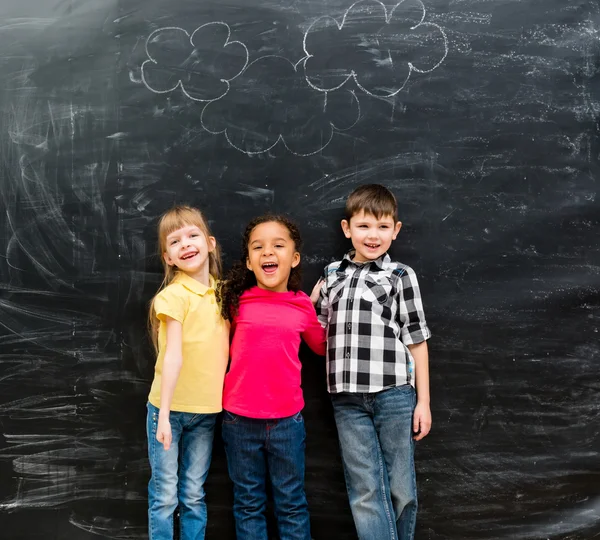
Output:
[
  {"xmin": 303, "ymin": 0, "xmax": 448, "ymax": 98},
  {"xmin": 141, "ymin": 23, "xmax": 248, "ymax": 102}
]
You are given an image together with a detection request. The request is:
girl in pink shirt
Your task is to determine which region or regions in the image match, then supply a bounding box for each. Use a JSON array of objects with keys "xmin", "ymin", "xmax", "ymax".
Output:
[{"xmin": 217, "ymin": 215, "xmax": 326, "ymax": 540}]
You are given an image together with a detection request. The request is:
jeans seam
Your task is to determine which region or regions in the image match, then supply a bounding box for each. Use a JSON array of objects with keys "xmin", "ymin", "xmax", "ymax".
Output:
[
  {"xmin": 407, "ymin": 435, "xmax": 418, "ymax": 536},
  {"xmin": 149, "ymin": 407, "xmax": 158, "ymax": 540},
  {"xmin": 376, "ymin": 437, "xmax": 396, "ymax": 540}
]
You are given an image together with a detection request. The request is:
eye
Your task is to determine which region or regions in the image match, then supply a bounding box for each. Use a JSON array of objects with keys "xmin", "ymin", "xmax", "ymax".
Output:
[
  {"xmin": 170, "ymin": 239, "xmax": 178, "ymax": 246},
  {"xmin": 252, "ymin": 246, "xmax": 262, "ymax": 250},
  {"xmin": 190, "ymin": 233, "xmax": 199, "ymax": 238},
  {"xmin": 380, "ymin": 225, "xmax": 389, "ymax": 229},
  {"xmin": 275, "ymin": 244, "xmax": 284, "ymax": 248}
]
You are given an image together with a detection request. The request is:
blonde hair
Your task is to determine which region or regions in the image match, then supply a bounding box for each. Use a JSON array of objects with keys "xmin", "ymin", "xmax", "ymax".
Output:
[{"xmin": 148, "ymin": 205, "xmax": 222, "ymax": 351}]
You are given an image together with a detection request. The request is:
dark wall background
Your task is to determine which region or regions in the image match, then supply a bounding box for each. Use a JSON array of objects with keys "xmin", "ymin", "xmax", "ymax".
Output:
[{"xmin": 0, "ymin": 0, "xmax": 599, "ymax": 539}]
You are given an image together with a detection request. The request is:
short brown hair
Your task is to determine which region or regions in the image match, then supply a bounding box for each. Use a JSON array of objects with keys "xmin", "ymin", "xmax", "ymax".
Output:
[{"xmin": 345, "ymin": 184, "xmax": 398, "ymax": 221}]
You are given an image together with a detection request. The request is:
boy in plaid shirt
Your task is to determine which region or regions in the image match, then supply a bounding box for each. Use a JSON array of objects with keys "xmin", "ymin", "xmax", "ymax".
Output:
[{"xmin": 311, "ymin": 184, "xmax": 431, "ymax": 540}]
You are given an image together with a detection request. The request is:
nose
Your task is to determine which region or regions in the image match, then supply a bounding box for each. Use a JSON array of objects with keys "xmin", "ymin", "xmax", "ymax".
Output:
[{"xmin": 262, "ymin": 244, "xmax": 274, "ymax": 256}]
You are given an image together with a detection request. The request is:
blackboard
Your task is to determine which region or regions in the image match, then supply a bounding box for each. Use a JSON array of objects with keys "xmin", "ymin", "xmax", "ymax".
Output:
[{"xmin": 0, "ymin": 0, "xmax": 599, "ymax": 538}]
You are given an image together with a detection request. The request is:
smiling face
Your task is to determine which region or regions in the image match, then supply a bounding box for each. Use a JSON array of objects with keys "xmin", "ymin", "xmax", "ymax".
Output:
[
  {"xmin": 163, "ymin": 224, "xmax": 216, "ymax": 282},
  {"xmin": 246, "ymin": 221, "xmax": 300, "ymax": 292},
  {"xmin": 341, "ymin": 210, "xmax": 402, "ymax": 263}
]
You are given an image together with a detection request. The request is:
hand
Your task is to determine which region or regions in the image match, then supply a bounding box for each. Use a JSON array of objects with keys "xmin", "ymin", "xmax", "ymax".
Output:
[
  {"xmin": 156, "ymin": 413, "xmax": 172, "ymax": 451},
  {"xmin": 310, "ymin": 278, "xmax": 325, "ymax": 305},
  {"xmin": 412, "ymin": 402, "xmax": 432, "ymax": 441}
]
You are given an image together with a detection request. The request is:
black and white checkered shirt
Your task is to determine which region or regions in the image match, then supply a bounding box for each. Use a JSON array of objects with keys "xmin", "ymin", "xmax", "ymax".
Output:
[{"xmin": 316, "ymin": 251, "xmax": 431, "ymax": 394}]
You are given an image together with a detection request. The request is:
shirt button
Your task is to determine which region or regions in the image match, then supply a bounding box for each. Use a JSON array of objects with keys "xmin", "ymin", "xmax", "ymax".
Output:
[
  {"xmin": 345, "ymin": 352, "xmax": 350, "ymax": 358},
  {"xmin": 347, "ymin": 323, "xmax": 351, "ymax": 330}
]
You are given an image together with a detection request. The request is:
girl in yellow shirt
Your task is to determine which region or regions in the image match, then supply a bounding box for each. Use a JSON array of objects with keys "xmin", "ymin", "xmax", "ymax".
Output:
[{"xmin": 147, "ymin": 205, "xmax": 229, "ymax": 540}]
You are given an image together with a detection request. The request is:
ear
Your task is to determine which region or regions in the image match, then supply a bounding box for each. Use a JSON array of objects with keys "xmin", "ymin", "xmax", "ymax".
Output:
[
  {"xmin": 341, "ymin": 219, "xmax": 351, "ymax": 238},
  {"xmin": 207, "ymin": 236, "xmax": 216, "ymax": 252},
  {"xmin": 392, "ymin": 221, "xmax": 402, "ymax": 240},
  {"xmin": 246, "ymin": 257, "xmax": 253, "ymax": 271},
  {"xmin": 163, "ymin": 252, "xmax": 175, "ymax": 267},
  {"xmin": 291, "ymin": 251, "xmax": 301, "ymax": 268}
]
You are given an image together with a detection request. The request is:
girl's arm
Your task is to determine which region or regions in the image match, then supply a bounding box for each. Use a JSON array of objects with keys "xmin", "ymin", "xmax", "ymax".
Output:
[
  {"xmin": 302, "ymin": 301, "xmax": 327, "ymax": 356},
  {"xmin": 408, "ymin": 340, "xmax": 431, "ymax": 441},
  {"xmin": 157, "ymin": 316, "xmax": 184, "ymax": 451}
]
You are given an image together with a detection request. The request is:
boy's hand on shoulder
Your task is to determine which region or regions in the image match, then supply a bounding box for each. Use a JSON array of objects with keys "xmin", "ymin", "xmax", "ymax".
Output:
[
  {"xmin": 412, "ymin": 402, "xmax": 432, "ymax": 441},
  {"xmin": 309, "ymin": 278, "xmax": 325, "ymax": 305}
]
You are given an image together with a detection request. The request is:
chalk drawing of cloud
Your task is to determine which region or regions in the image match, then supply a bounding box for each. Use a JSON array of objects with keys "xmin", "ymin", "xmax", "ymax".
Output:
[
  {"xmin": 141, "ymin": 23, "xmax": 248, "ymax": 102},
  {"xmin": 303, "ymin": 0, "xmax": 448, "ymax": 98},
  {"xmin": 200, "ymin": 55, "xmax": 360, "ymax": 156}
]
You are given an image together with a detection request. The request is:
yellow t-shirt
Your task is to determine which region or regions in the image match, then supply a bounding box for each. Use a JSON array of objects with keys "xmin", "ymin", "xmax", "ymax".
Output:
[{"xmin": 148, "ymin": 272, "xmax": 229, "ymax": 414}]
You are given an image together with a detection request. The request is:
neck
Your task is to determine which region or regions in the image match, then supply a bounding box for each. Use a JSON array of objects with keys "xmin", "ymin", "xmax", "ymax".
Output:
[
  {"xmin": 254, "ymin": 278, "xmax": 289, "ymax": 293},
  {"xmin": 185, "ymin": 265, "xmax": 211, "ymax": 287}
]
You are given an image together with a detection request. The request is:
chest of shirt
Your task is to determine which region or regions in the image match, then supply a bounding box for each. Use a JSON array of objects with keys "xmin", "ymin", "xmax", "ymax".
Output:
[
  {"xmin": 181, "ymin": 295, "xmax": 224, "ymax": 341},
  {"xmin": 327, "ymin": 267, "xmax": 398, "ymax": 310},
  {"xmin": 234, "ymin": 299, "xmax": 309, "ymax": 335}
]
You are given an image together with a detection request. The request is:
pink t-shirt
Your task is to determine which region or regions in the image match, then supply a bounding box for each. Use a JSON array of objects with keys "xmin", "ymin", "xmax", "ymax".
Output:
[{"xmin": 222, "ymin": 286, "xmax": 326, "ymax": 419}]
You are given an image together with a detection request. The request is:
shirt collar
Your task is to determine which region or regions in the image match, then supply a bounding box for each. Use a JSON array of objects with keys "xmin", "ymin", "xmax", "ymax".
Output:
[
  {"xmin": 172, "ymin": 272, "xmax": 215, "ymax": 296},
  {"xmin": 341, "ymin": 250, "xmax": 390, "ymax": 271}
]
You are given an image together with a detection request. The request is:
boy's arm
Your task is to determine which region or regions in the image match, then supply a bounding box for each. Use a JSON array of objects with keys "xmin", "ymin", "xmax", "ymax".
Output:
[
  {"xmin": 408, "ymin": 340, "xmax": 431, "ymax": 441},
  {"xmin": 397, "ymin": 266, "xmax": 432, "ymax": 441}
]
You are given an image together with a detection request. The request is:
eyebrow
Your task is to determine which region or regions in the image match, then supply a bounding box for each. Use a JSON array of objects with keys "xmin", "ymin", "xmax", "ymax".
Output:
[
  {"xmin": 167, "ymin": 227, "xmax": 200, "ymax": 239},
  {"xmin": 250, "ymin": 237, "xmax": 288, "ymax": 245},
  {"xmin": 355, "ymin": 220, "xmax": 393, "ymax": 225}
]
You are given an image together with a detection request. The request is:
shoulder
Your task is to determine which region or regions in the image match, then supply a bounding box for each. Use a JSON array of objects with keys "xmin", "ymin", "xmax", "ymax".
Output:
[
  {"xmin": 291, "ymin": 291, "xmax": 319, "ymax": 314},
  {"xmin": 156, "ymin": 281, "xmax": 188, "ymax": 300},
  {"xmin": 322, "ymin": 259, "xmax": 344, "ymax": 276},
  {"xmin": 382, "ymin": 259, "xmax": 416, "ymax": 279},
  {"xmin": 294, "ymin": 290, "xmax": 312, "ymax": 304},
  {"xmin": 380, "ymin": 261, "xmax": 423, "ymax": 292},
  {"xmin": 322, "ymin": 260, "xmax": 346, "ymax": 289}
]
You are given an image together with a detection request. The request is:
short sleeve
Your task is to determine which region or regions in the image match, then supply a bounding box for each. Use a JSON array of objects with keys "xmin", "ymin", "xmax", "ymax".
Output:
[
  {"xmin": 397, "ymin": 267, "xmax": 431, "ymax": 345},
  {"xmin": 153, "ymin": 285, "xmax": 187, "ymax": 324}
]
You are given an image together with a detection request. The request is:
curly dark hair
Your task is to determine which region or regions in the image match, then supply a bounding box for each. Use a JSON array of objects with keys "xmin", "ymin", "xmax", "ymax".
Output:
[{"xmin": 217, "ymin": 215, "xmax": 303, "ymax": 321}]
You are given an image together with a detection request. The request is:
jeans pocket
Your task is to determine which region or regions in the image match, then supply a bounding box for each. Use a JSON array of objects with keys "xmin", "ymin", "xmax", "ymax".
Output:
[
  {"xmin": 222, "ymin": 410, "xmax": 240, "ymax": 425},
  {"xmin": 392, "ymin": 384, "xmax": 416, "ymax": 408},
  {"xmin": 291, "ymin": 411, "xmax": 304, "ymax": 423},
  {"xmin": 147, "ymin": 403, "xmax": 159, "ymax": 436}
]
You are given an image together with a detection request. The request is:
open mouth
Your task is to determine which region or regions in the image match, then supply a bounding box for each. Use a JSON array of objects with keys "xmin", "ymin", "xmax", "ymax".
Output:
[
  {"xmin": 365, "ymin": 243, "xmax": 380, "ymax": 250},
  {"xmin": 181, "ymin": 252, "xmax": 198, "ymax": 260},
  {"xmin": 262, "ymin": 262, "xmax": 278, "ymax": 275}
]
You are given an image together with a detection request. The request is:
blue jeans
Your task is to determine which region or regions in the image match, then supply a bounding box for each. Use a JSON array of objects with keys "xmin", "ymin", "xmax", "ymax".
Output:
[
  {"xmin": 147, "ymin": 402, "xmax": 217, "ymax": 540},
  {"xmin": 331, "ymin": 385, "xmax": 417, "ymax": 540},
  {"xmin": 221, "ymin": 410, "xmax": 311, "ymax": 540}
]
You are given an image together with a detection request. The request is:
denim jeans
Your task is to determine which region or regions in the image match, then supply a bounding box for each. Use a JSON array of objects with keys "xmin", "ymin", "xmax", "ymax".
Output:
[
  {"xmin": 331, "ymin": 385, "xmax": 417, "ymax": 540},
  {"xmin": 221, "ymin": 410, "xmax": 311, "ymax": 540},
  {"xmin": 147, "ymin": 402, "xmax": 217, "ymax": 540}
]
